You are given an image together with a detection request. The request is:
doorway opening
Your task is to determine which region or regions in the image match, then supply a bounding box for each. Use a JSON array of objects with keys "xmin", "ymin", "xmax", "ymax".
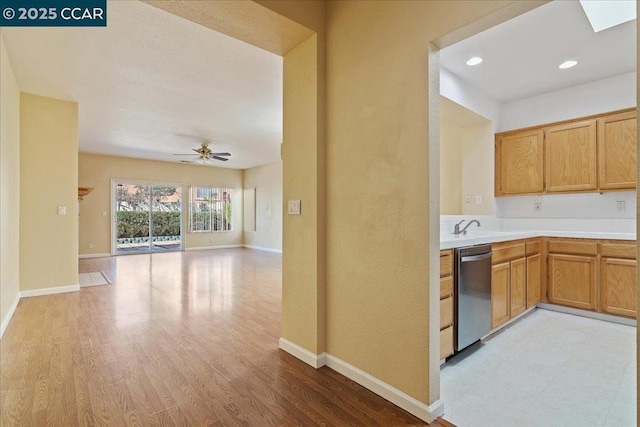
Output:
[{"xmin": 112, "ymin": 180, "xmax": 183, "ymax": 255}]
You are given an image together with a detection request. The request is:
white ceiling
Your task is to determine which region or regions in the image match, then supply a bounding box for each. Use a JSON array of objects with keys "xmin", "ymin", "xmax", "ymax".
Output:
[
  {"xmin": 440, "ymin": 0, "xmax": 636, "ymax": 103},
  {"xmin": 2, "ymin": 0, "xmax": 283, "ymax": 169}
]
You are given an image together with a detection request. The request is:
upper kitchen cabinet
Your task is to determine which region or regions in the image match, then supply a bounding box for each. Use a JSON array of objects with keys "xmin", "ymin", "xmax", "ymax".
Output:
[
  {"xmin": 545, "ymin": 119, "xmax": 597, "ymax": 193},
  {"xmin": 495, "ymin": 129, "xmax": 544, "ymax": 196},
  {"xmin": 598, "ymin": 111, "xmax": 637, "ymax": 190},
  {"xmin": 495, "ymin": 109, "xmax": 637, "ymax": 196}
]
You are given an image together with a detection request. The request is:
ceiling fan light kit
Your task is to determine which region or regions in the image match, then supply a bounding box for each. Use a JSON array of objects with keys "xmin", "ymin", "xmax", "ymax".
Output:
[{"xmin": 173, "ymin": 143, "xmax": 231, "ymax": 165}]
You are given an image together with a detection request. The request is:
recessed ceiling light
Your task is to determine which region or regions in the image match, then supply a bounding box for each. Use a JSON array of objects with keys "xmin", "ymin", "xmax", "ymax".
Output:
[
  {"xmin": 559, "ymin": 60, "xmax": 578, "ymax": 69},
  {"xmin": 466, "ymin": 57, "xmax": 483, "ymax": 66},
  {"xmin": 579, "ymin": 0, "xmax": 636, "ymax": 33}
]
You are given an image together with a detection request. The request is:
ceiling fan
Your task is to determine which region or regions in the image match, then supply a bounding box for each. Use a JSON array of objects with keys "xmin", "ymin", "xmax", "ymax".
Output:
[{"xmin": 173, "ymin": 143, "xmax": 231, "ymax": 164}]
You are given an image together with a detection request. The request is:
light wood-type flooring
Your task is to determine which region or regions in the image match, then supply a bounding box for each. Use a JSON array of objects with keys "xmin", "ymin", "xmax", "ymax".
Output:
[{"xmin": 1, "ymin": 249, "xmax": 451, "ymax": 426}]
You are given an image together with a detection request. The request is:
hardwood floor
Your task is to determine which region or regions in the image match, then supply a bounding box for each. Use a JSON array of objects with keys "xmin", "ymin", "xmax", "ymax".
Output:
[{"xmin": 1, "ymin": 249, "xmax": 449, "ymax": 426}]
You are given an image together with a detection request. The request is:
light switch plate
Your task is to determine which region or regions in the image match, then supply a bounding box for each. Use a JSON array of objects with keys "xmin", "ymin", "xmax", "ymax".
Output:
[
  {"xmin": 288, "ymin": 200, "xmax": 301, "ymax": 215},
  {"xmin": 57, "ymin": 206, "xmax": 66, "ymax": 216}
]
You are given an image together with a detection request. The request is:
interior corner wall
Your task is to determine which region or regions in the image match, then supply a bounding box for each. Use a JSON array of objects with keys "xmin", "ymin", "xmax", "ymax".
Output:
[
  {"xmin": 281, "ymin": 33, "xmax": 326, "ymax": 354},
  {"xmin": 0, "ymin": 32, "xmax": 21, "ymax": 335},
  {"xmin": 242, "ymin": 160, "xmax": 283, "ymax": 251},
  {"xmin": 325, "ymin": 0, "xmax": 530, "ymax": 406},
  {"xmin": 78, "ymin": 153, "xmax": 244, "ymax": 255},
  {"xmin": 460, "ymin": 122, "xmax": 494, "ymax": 215},
  {"xmin": 20, "ymin": 93, "xmax": 78, "ymax": 292}
]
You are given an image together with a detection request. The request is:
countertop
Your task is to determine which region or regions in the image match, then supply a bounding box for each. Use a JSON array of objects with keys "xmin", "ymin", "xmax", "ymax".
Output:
[{"xmin": 440, "ymin": 230, "xmax": 636, "ymax": 250}]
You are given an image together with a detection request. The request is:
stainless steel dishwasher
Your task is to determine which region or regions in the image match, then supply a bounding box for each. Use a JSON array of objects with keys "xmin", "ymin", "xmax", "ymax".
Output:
[{"xmin": 454, "ymin": 244, "xmax": 492, "ymax": 352}]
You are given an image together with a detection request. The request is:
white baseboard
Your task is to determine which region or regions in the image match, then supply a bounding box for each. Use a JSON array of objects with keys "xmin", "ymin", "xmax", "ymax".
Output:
[
  {"xmin": 279, "ymin": 337, "xmax": 443, "ymax": 423},
  {"xmin": 78, "ymin": 253, "xmax": 111, "ymax": 259},
  {"xmin": 20, "ymin": 284, "xmax": 80, "ymax": 298},
  {"xmin": 278, "ymin": 338, "xmax": 326, "ymax": 368},
  {"xmin": 185, "ymin": 244, "xmax": 243, "ymax": 252},
  {"xmin": 243, "ymin": 245, "xmax": 282, "ymax": 253},
  {"xmin": 0, "ymin": 293, "xmax": 20, "ymax": 339},
  {"xmin": 537, "ymin": 303, "xmax": 637, "ymax": 327},
  {"xmin": 324, "ymin": 354, "xmax": 443, "ymax": 423}
]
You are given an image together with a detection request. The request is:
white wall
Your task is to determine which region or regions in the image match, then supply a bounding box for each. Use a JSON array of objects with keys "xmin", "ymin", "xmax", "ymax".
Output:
[
  {"xmin": 0, "ymin": 32, "xmax": 21, "ymax": 337},
  {"xmin": 500, "ymin": 72, "xmax": 636, "ymax": 132},
  {"xmin": 243, "ymin": 160, "xmax": 282, "ymax": 252}
]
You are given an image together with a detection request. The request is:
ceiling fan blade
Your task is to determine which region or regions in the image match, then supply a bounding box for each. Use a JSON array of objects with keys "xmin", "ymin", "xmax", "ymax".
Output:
[
  {"xmin": 212, "ymin": 156, "xmax": 229, "ymax": 162},
  {"xmin": 192, "ymin": 148, "xmax": 201, "ymax": 154},
  {"xmin": 173, "ymin": 153, "xmax": 194, "ymax": 155},
  {"xmin": 211, "ymin": 152, "xmax": 231, "ymax": 157},
  {"xmin": 180, "ymin": 160, "xmax": 194, "ymax": 163}
]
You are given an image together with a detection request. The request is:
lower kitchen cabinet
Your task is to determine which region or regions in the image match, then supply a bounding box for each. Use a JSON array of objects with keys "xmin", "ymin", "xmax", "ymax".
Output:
[
  {"xmin": 440, "ymin": 249, "xmax": 454, "ymax": 359},
  {"xmin": 510, "ymin": 257, "xmax": 526, "ymax": 317},
  {"xmin": 440, "ymin": 327, "xmax": 453, "ymax": 360},
  {"xmin": 526, "ymin": 253, "xmax": 541, "ymax": 308},
  {"xmin": 601, "ymin": 257, "xmax": 637, "ymax": 318},
  {"xmin": 491, "ymin": 262, "xmax": 510, "ymax": 329},
  {"xmin": 548, "ymin": 253, "xmax": 597, "ymax": 311}
]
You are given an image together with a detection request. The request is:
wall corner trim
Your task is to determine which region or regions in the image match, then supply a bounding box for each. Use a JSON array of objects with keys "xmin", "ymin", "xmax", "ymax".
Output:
[
  {"xmin": 243, "ymin": 245, "xmax": 283, "ymax": 253},
  {"xmin": 324, "ymin": 354, "xmax": 443, "ymax": 423},
  {"xmin": 0, "ymin": 293, "xmax": 20, "ymax": 339},
  {"xmin": 78, "ymin": 253, "xmax": 111, "ymax": 259},
  {"xmin": 278, "ymin": 337, "xmax": 326, "ymax": 368},
  {"xmin": 20, "ymin": 284, "xmax": 80, "ymax": 298}
]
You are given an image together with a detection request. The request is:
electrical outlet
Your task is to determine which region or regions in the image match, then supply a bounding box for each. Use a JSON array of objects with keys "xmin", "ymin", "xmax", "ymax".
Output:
[
  {"xmin": 88, "ymin": 243, "xmax": 93, "ymax": 249},
  {"xmin": 464, "ymin": 194, "xmax": 471, "ymax": 203},
  {"xmin": 534, "ymin": 202, "xmax": 542, "ymax": 212},
  {"xmin": 617, "ymin": 201, "xmax": 626, "ymax": 212}
]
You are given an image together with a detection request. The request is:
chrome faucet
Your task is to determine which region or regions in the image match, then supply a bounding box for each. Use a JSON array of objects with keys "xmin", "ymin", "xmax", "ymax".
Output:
[{"xmin": 453, "ymin": 219, "xmax": 481, "ymax": 235}]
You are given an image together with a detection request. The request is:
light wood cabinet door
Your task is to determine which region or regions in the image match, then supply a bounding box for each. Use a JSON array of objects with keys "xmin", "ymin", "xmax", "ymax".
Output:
[
  {"xmin": 598, "ymin": 111, "xmax": 637, "ymax": 190},
  {"xmin": 548, "ymin": 254, "xmax": 597, "ymax": 310},
  {"xmin": 496, "ymin": 129, "xmax": 544, "ymax": 195},
  {"xmin": 526, "ymin": 253, "xmax": 541, "ymax": 308},
  {"xmin": 510, "ymin": 258, "xmax": 526, "ymax": 317},
  {"xmin": 491, "ymin": 262, "xmax": 510, "ymax": 329},
  {"xmin": 440, "ymin": 327, "xmax": 454, "ymax": 360},
  {"xmin": 545, "ymin": 120, "xmax": 597, "ymax": 192},
  {"xmin": 601, "ymin": 258, "xmax": 637, "ymax": 318}
]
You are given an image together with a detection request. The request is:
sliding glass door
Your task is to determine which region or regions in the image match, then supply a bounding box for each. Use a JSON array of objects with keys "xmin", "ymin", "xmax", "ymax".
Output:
[{"xmin": 113, "ymin": 181, "xmax": 183, "ymax": 254}]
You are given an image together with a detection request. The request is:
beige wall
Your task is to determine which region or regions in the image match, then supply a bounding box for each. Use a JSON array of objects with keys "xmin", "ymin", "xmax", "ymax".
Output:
[
  {"xmin": 440, "ymin": 123, "xmax": 462, "ymax": 214},
  {"xmin": 243, "ymin": 160, "xmax": 283, "ymax": 251},
  {"xmin": 281, "ymin": 33, "xmax": 326, "ymax": 354},
  {"xmin": 78, "ymin": 153, "xmax": 243, "ymax": 255},
  {"xmin": 0, "ymin": 33, "xmax": 21, "ymax": 332},
  {"xmin": 324, "ymin": 0, "xmax": 524, "ymax": 404},
  {"xmin": 20, "ymin": 93, "xmax": 78, "ymax": 291},
  {"xmin": 440, "ymin": 96, "xmax": 494, "ymax": 215},
  {"xmin": 460, "ymin": 121, "xmax": 494, "ymax": 215}
]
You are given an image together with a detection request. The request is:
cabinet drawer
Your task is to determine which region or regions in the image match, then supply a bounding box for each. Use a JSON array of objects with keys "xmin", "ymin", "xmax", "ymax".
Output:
[
  {"xmin": 440, "ymin": 275, "xmax": 453, "ymax": 299},
  {"xmin": 440, "ymin": 326, "xmax": 453, "ymax": 360},
  {"xmin": 548, "ymin": 239, "xmax": 597, "ymax": 256},
  {"xmin": 526, "ymin": 240, "xmax": 541, "ymax": 255},
  {"xmin": 440, "ymin": 296, "xmax": 453, "ymax": 330},
  {"xmin": 599, "ymin": 242, "xmax": 636, "ymax": 259},
  {"xmin": 492, "ymin": 242, "xmax": 525, "ymax": 264},
  {"xmin": 440, "ymin": 250, "xmax": 453, "ymax": 277}
]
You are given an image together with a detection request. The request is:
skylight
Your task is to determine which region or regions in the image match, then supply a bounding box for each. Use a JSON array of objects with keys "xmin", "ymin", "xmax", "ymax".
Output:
[{"xmin": 579, "ymin": 0, "xmax": 636, "ymax": 33}]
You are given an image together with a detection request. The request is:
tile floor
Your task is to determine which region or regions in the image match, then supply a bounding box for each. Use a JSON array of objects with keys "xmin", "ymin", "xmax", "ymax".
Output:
[{"xmin": 441, "ymin": 309, "xmax": 637, "ymax": 427}]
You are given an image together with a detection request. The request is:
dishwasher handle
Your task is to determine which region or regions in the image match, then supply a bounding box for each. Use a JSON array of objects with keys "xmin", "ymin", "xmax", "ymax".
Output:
[{"xmin": 460, "ymin": 253, "xmax": 492, "ymax": 263}]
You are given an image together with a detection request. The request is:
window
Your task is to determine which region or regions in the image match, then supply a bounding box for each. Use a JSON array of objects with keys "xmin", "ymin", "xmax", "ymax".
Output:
[{"xmin": 189, "ymin": 186, "xmax": 233, "ymax": 232}]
